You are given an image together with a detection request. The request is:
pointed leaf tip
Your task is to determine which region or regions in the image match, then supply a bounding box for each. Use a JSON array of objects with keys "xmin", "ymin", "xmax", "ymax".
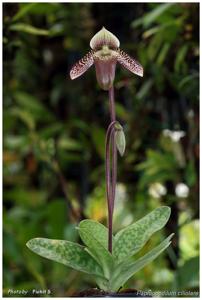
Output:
[{"xmin": 78, "ymin": 219, "xmax": 113, "ymax": 250}]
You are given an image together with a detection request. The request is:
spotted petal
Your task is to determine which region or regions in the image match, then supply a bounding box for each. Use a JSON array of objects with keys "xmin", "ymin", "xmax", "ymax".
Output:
[
  {"xmin": 70, "ymin": 51, "xmax": 94, "ymax": 80},
  {"xmin": 117, "ymin": 49, "xmax": 143, "ymax": 77}
]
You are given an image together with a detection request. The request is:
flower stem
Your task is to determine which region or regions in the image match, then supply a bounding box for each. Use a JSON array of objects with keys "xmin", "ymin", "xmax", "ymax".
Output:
[
  {"xmin": 106, "ymin": 86, "xmax": 117, "ymax": 253},
  {"xmin": 109, "ymin": 86, "xmax": 116, "ymax": 122}
]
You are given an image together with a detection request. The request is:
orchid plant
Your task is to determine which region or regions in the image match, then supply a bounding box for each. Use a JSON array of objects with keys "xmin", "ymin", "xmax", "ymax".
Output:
[{"xmin": 27, "ymin": 27, "xmax": 173, "ymax": 293}]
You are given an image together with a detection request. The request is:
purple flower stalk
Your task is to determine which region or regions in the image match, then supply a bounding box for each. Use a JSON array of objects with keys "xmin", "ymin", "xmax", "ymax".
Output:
[{"xmin": 70, "ymin": 27, "xmax": 143, "ymax": 253}]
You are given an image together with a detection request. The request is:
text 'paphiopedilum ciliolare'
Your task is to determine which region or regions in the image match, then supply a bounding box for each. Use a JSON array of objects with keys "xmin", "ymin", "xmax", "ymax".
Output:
[{"xmin": 70, "ymin": 27, "xmax": 143, "ymax": 90}]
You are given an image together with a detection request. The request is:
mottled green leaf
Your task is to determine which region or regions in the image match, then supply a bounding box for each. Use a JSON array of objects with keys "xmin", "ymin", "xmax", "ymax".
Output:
[
  {"xmin": 78, "ymin": 221, "xmax": 114, "ymax": 279},
  {"xmin": 78, "ymin": 219, "xmax": 113, "ymax": 250},
  {"xmin": 113, "ymin": 206, "xmax": 171, "ymax": 263},
  {"xmin": 111, "ymin": 234, "xmax": 174, "ymax": 291},
  {"xmin": 26, "ymin": 238, "xmax": 103, "ymax": 277},
  {"xmin": 94, "ymin": 276, "xmax": 110, "ymax": 291}
]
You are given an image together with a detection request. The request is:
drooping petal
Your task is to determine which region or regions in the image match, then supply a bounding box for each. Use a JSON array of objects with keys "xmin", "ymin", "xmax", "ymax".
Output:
[
  {"xmin": 117, "ymin": 49, "xmax": 143, "ymax": 77},
  {"xmin": 90, "ymin": 27, "xmax": 120, "ymax": 50},
  {"xmin": 70, "ymin": 51, "xmax": 94, "ymax": 80}
]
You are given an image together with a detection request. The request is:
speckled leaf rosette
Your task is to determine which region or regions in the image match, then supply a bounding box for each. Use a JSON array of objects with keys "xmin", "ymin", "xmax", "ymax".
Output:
[{"xmin": 27, "ymin": 206, "xmax": 173, "ymax": 292}]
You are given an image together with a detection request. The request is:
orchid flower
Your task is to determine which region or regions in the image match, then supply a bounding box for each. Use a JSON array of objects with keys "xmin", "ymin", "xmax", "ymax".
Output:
[{"xmin": 70, "ymin": 27, "xmax": 143, "ymax": 90}]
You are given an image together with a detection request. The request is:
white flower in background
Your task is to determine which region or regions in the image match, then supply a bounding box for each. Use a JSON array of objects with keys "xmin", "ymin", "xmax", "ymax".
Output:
[
  {"xmin": 148, "ymin": 182, "xmax": 167, "ymax": 199},
  {"xmin": 163, "ymin": 129, "xmax": 186, "ymax": 142},
  {"xmin": 175, "ymin": 183, "xmax": 189, "ymax": 198}
]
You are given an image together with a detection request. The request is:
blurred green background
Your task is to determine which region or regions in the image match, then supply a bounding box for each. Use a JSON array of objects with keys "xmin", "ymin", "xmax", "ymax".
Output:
[{"xmin": 3, "ymin": 2, "xmax": 199, "ymax": 297}]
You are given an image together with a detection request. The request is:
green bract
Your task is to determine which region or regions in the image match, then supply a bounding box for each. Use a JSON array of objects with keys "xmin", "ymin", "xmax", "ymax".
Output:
[
  {"xmin": 26, "ymin": 206, "xmax": 173, "ymax": 292},
  {"xmin": 115, "ymin": 123, "xmax": 126, "ymax": 157}
]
